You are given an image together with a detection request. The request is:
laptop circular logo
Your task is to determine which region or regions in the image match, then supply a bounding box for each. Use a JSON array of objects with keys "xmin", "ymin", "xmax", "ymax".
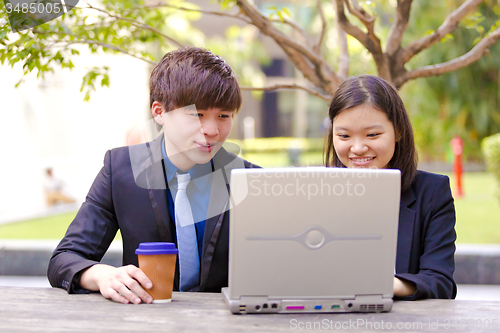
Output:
[{"xmin": 305, "ymin": 229, "xmax": 325, "ymax": 249}]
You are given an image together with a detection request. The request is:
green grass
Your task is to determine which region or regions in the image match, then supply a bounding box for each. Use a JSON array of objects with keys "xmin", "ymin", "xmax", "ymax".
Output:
[
  {"xmin": 0, "ymin": 212, "xmax": 77, "ymax": 239},
  {"xmin": 0, "ymin": 172, "xmax": 499, "ymax": 244},
  {"xmin": 447, "ymin": 172, "xmax": 500, "ymax": 244},
  {"xmin": 0, "ymin": 211, "xmax": 121, "ymax": 241}
]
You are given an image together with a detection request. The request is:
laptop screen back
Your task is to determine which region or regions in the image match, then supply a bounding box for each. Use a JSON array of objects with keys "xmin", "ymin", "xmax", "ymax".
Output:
[{"xmin": 228, "ymin": 167, "xmax": 400, "ymax": 300}]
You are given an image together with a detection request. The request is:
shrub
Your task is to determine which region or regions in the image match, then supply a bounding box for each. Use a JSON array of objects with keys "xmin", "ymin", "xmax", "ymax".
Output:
[
  {"xmin": 227, "ymin": 137, "xmax": 325, "ymax": 153},
  {"xmin": 225, "ymin": 137, "xmax": 326, "ymax": 167}
]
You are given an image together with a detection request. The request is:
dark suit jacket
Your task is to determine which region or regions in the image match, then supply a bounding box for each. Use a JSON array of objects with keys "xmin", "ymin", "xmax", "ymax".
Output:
[
  {"xmin": 47, "ymin": 136, "xmax": 260, "ymax": 293},
  {"xmin": 395, "ymin": 170, "xmax": 457, "ymax": 300}
]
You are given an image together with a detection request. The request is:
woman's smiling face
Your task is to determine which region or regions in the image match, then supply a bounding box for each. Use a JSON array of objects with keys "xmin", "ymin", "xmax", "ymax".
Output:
[{"xmin": 332, "ymin": 103, "xmax": 396, "ymax": 169}]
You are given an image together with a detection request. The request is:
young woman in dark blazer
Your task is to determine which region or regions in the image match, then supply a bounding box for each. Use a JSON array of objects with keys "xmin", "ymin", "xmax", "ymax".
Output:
[{"xmin": 324, "ymin": 75, "xmax": 456, "ymax": 300}]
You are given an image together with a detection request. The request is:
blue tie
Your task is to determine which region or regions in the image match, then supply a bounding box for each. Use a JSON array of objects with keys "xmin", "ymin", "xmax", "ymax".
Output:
[{"xmin": 174, "ymin": 172, "xmax": 200, "ymax": 291}]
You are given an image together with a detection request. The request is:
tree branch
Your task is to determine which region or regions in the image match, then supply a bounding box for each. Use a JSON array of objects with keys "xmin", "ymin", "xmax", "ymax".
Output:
[
  {"xmin": 241, "ymin": 83, "xmax": 331, "ymax": 101},
  {"xmin": 335, "ymin": 0, "xmax": 389, "ymax": 79},
  {"xmin": 144, "ymin": 1, "xmax": 316, "ymax": 46},
  {"xmin": 279, "ymin": 46, "xmax": 322, "ymax": 88},
  {"xmin": 273, "ymin": 19, "xmax": 315, "ymax": 47},
  {"xmin": 314, "ymin": 0, "xmax": 327, "ymax": 53},
  {"xmin": 83, "ymin": 2, "xmax": 185, "ymax": 48},
  {"xmin": 236, "ymin": 1, "xmax": 324, "ymax": 66},
  {"xmin": 334, "ymin": 0, "xmax": 377, "ymax": 53},
  {"xmin": 334, "ymin": 1, "xmax": 349, "ymax": 79},
  {"xmin": 237, "ymin": 0, "xmax": 339, "ymax": 94},
  {"xmin": 32, "ymin": 29, "xmax": 157, "ymax": 65},
  {"xmin": 402, "ymin": 0, "xmax": 484, "ymax": 63},
  {"xmin": 396, "ymin": 27, "xmax": 500, "ymax": 87},
  {"xmin": 386, "ymin": 0, "xmax": 413, "ymax": 57},
  {"xmin": 344, "ymin": 0, "xmax": 380, "ymax": 48},
  {"xmin": 132, "ymin": 2, "xmax": 252, "ymax": 23},
  {"xmin": 347, "ymin": 0, "xmax": 376, "ymax": 26}
]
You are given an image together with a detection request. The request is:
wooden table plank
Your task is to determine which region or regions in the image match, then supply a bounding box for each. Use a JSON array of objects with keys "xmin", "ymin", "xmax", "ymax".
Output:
[{"xmin": 1, "ymin": 287, "xmax": 499, "ymax": 332}]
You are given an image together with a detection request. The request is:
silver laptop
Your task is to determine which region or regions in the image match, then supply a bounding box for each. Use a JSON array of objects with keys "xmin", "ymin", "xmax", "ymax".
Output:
[{"xmin": 222, "ymin": 167, "xmax": 400, "ymax": 314}]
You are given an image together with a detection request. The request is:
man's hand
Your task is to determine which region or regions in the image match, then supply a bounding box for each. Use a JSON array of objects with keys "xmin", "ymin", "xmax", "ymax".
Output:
[
  {"xmin": 80, "ymin": 264, "xmax": 153, "ymax": 304},
  {"xmin": 393, "ymin": 277, "xmax": 417, "ymax": 297}
]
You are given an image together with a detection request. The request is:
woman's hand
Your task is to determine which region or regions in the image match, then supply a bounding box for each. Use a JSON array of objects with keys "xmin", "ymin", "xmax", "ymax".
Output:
[
  {"xmin": 80, "ymin": 264, "xmax": 153, "ymax": 304},
  {"xmin": 393, "ymin": 277, "xmax": 417, "ymax": 297}
]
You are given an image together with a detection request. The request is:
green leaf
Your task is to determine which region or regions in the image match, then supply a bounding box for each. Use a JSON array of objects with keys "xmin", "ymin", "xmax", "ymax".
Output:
[
  {"xmin": 27, "ymin": 59, "xmax": 35, "ymax": 71},
  {"xmin": 101, "ymin": 74, "xmax": 110, "ymax": 87},
  {"xmin": 277, "ymin": 11, "xmax": 284, "ymax": 23},
  {"xmin": 440, "ymin": 34, "xmax": 454, "ymax": 42},
  {"xmin": 0, "ymin": 29, "xmax": 8, "ymax": 41},
  {"xmin": 219, "ymin": 0, "xmax": 234, "ymax": 10},
  {"xmin": 79, "ymin": 66, "xmax": 110, "ymax": 100},
  {"xmin": 488, "ymin": 23, "xmax": 500, "ymax": 34}
]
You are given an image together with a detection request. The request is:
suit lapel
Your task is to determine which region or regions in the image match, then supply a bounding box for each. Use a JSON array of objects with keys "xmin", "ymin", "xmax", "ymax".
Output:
[
  {"xmin": 143, "ymin": 135, "xmax": 174, "ymax": 242},
  {"xmin": 396, "ymin": 186, "xmax": 416, "ymax": 273},
  {"xmin": 202, "ymin": 171, "xmax": 230, "ymax": 253},
  {"xmin": 201, "ymin": 147, "xmax": 241, "ymax": 254},
  {"xmin": 149, "ymin": 188, "xmax": 173, "ymax": 242},
  {"xmin": 199, "ymin": 147, "xmax": 242, "ymax": 289},
  {"xmin": 198, "ymin": 202, "xmax": 227, "ymax": 291},
  {"xmin": 198, "ymin": 176, "xmax": 229, "ymax": 290}
]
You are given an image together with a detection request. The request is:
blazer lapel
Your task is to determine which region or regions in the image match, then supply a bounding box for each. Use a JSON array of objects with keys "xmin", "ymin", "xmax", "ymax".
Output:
[
  {"xmin": 198, "ymin": 203, "xmax": 227, "ymax": 291},
  {"xmin": 199, "ymin": 147, "xmax": 242, "ymax": 290},
  {"xmin": 201, "ymin": 146, "xmax": 242, "ymax": 254},
  {"xmin": 149, "ymin": 187, "xmax": 173, "ymax": 242},
  {"xmin": 202, "ymin": 173, "xmax": 230, "ymax": 253},
  {"xmin": 143, "ymin": 135, "xmax": 174, "ymax": 242},
  {"xmin": 396, "ymin": 186, "xmax": 416, "ymax": 273}
]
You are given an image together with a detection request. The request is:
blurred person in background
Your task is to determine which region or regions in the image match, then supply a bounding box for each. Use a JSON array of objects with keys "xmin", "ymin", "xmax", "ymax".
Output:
[{"xmin": 44, "ymin": 168, "xmax": 76, "ymax": 206}]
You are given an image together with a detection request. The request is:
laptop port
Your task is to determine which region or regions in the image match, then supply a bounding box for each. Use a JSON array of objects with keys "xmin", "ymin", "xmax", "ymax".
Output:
[
  {"xmin": 331, "ymin": 305, "xmax": 340, "ymax": 309},
  {"xmin": 286, "ymin": 306, "xmax": 305, "ymax": 310},
  {"xmin": 255, "ymin": 305, "xmax": 261, "ymax": 311},
  {"xmin": 239, "ymin": 305, "xmax": 246, "ymax": 313},
  {"xmin": 272, "ymin": 303, "xmax": 278, "ymax": 309},
  {"xmin": 263, "ymin": 303, "xmax": 268, "ymax": 309}
]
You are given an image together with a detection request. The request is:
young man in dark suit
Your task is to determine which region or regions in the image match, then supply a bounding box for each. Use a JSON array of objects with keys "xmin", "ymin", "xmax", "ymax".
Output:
[{"xmin": 48, "ymin": 47, "xmax": 260, "ymax": 304}]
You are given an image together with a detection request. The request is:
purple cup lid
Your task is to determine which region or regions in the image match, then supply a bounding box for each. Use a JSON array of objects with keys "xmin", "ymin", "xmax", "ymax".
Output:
[{"xmin": 135, "ymin": 242, "xmax": 178, "ymax": 255}]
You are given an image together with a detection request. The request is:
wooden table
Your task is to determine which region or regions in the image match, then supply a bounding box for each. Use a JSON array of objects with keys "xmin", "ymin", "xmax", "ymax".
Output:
[{"xmin": 1, "ymin": 287, "xmax": 499, "ymax": 332}]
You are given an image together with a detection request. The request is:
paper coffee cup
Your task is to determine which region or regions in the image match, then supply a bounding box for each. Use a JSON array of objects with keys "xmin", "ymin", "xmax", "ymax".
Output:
[{"xmin": 135, "ymin": 242, "xmax": 178, "ymax": 303}]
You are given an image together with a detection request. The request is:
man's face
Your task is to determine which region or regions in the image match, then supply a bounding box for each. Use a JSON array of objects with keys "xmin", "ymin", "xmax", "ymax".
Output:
[{"xmin": 157, "ymin": 104, "xmax": 234, "ymax": 171}]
